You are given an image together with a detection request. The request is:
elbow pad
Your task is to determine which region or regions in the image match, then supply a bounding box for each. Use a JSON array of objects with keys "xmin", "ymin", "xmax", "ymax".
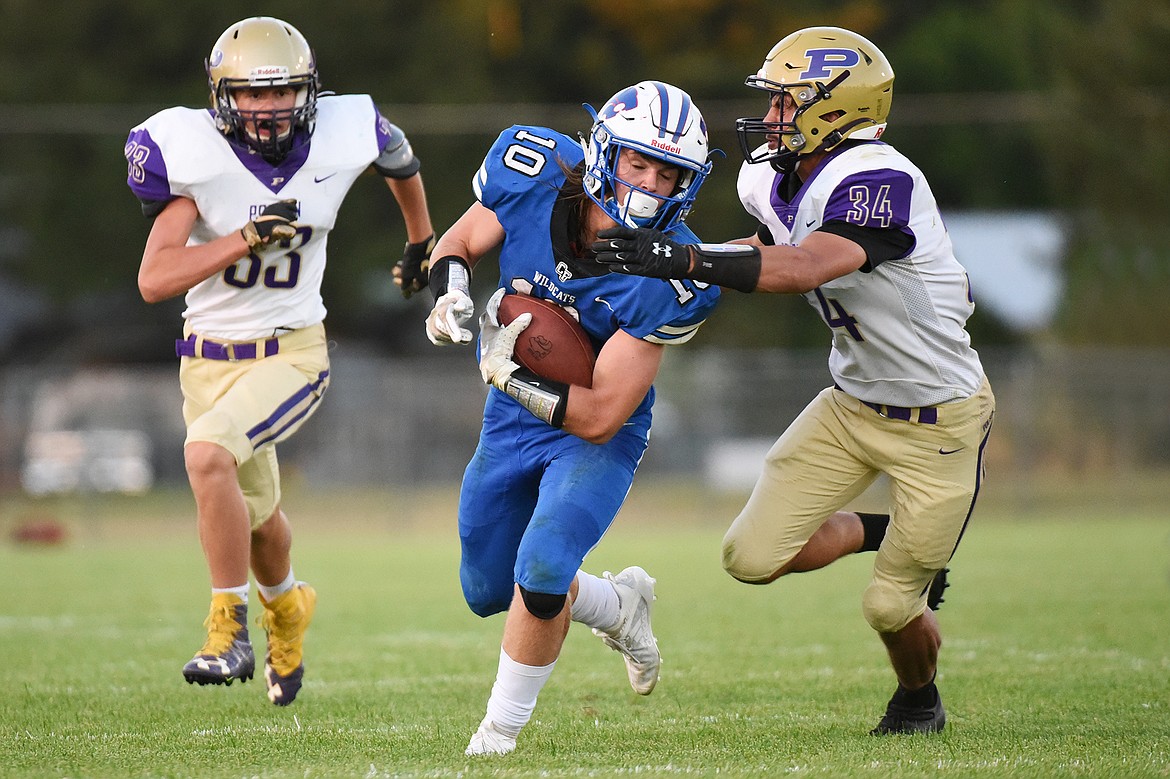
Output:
[{"xmin": 372, "ymin": 122, "xmax": 421, "ymax": 179}]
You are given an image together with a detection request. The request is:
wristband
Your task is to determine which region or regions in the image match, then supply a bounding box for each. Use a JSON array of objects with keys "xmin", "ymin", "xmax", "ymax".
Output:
[
  {"xmin": 502, "ymin": 367, "xmax": 569, "ymax": 428},
  {"xmin": 429, "ymin": 255, "xmax": 471, "ymax": 301},
  {"xmin": 687, "ymin": 244, "xmax": 762, "ymax": 293}
]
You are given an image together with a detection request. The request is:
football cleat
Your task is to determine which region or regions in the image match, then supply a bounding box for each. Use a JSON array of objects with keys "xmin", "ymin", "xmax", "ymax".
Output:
[
  {"xmin": 871, "ymin": 683, "xmax": 947, "ymax": 735},
  {"xmin": 183, "ymin": 593, "xmax": 255, "ymax": 686},
  {"xmin": 927, "ymin": 567, "xmax": 950, "ymax": 611},
  {"xmin": 465, "ymin": 718, "xmax": 518, "ymax": 756},
  {"xmin": 592, "ymin": 566, "xmax": 661, "ymax": 695},
  {"xmin": 258, "ymin": 582, "xmax": 317, "ymax": 706}
]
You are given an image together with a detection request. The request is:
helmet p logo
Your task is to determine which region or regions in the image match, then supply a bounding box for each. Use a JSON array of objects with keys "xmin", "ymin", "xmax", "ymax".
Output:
[{"xmin": 800, "ymin": 48, "xmax": 861, "ymax": 80}]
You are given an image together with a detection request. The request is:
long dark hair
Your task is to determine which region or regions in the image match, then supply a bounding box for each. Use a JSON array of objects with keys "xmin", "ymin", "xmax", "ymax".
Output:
[{"xmin": 557, "ymin": 158, "xmax": 595, "ymax": 257}]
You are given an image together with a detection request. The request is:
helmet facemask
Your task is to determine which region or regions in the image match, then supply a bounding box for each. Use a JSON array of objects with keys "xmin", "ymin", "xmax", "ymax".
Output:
[
  {"xmin": 581, "ymin": 81, "xmax": 712, "ymax": 233},
  {"xmin": 213, "ymin": 75, "xmax": 317, "ymax": 163}
]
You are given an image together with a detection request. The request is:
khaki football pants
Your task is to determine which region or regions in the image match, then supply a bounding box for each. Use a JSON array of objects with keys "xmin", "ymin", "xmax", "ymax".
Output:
[
  {"xmin": 179, "ymin": 323, "xmax": 330, "ymax": 528},
  {"xmin": 722, "ymin": 378, "xmax": 995, "ymax": 632}
]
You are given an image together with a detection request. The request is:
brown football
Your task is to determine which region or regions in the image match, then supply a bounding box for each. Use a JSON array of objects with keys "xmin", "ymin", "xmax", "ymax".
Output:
[{"xmin": 497, "ymin": 293, "xmax": 597, "ymax": 388}]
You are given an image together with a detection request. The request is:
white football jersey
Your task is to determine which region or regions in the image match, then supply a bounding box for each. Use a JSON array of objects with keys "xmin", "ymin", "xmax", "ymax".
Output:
[
  {"xmin": 126, "ymin": 95, "xmax": 385, "ymax": 339},
  {"xmin": 737, "ymin": 141, "xmax": 984, "ymax": 407}
]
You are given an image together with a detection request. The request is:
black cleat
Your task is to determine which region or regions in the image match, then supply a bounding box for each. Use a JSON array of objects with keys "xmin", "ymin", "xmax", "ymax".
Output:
[
  {"xmin": 871, "ymin": 683, "xmax": 946, "ymax": 735},
  {"xmin": 927, "ymin": 567, "xmax": 950, "ymax": 611}
]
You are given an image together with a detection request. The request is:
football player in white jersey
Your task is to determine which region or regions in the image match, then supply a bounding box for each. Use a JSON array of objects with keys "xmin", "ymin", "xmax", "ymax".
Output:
[
  {"xmin": 124, "ymin": 16, "xmax": 436, "ymax": 705},
  {"xmin": 594, "ymin": 27, "xmax": 995, "ymax": 735}
]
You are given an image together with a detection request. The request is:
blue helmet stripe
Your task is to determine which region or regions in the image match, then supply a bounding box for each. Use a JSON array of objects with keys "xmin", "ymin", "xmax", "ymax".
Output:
[
  {"xmin": 652, "ymin": 81, "xmax": 690, "ymax": 144},
  {"xmin": 654, "ymin": 81, "xmax": 670, "ymax": 140},
  {"xmin": 673, "ymin": 91, "xmax": 691, "ymax": 143}
]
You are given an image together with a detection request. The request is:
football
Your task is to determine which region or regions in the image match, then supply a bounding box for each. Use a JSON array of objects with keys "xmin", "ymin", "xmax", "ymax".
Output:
[{"xmin": 497, "ymin": 293, "xmax": 597, "ymax": 388}]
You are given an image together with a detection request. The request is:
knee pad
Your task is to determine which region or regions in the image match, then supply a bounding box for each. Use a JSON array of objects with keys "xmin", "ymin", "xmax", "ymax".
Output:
[
  {"xmin": 722, "ymin": 536, "xmax": 786, "ymax": 584},
  {"xmin": 519, "ymin": 585, "xmax": 567, "ymax": 620},
  {"xmin": 862, "ymin": 579, "xmax": 923, "ymax": 633}
]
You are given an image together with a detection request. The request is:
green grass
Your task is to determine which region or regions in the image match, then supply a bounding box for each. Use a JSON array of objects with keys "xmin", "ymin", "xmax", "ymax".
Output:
[{"xmin": 1, "ymin": 479, "xmax": 1169, "ymax": 778}]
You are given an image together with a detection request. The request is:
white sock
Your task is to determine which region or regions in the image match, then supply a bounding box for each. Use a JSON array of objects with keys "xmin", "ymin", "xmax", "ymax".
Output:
[
  {"xmin": 483, "ymin": 648, "xmax": 556, "ymax": 736},
  {"xmin": 211, "ymin": 583, "xmax": 249, "ymax": 603},
  {"xmin": 570, "ymin": 570, "xmax": 620, "ymax": 633},
  {"xmin": 257, "ymin": 569, "xmax": 296, "ymax": 602}
]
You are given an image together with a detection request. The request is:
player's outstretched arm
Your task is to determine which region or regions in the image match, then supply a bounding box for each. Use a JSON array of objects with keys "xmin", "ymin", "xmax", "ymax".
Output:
[{"xmin": 594, "ymin": 226, "xmax": 869, "ymax": 295}]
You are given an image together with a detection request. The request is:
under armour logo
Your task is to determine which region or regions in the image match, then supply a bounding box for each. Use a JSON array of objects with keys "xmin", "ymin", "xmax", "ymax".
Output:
[{"xmin": 652, "ymin": 242, "xmax": 673, "ymax": 258}]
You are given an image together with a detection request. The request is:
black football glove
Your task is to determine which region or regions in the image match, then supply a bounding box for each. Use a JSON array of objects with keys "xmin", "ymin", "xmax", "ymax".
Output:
[
  {"xmin": 592, "ymin": 226, "xmax": 692, "ymax": 279},
  {"xmin": 241, "ymin": 199, "xmax": 299, "ymax": 249},
  {"xmin": 393, "ymin": 233, "xmax": 435, "ymax": 299}
]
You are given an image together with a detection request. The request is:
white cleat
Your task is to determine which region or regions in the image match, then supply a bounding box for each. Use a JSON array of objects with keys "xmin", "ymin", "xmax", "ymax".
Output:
[
  {"xmin": 465, "ymin": 718, "xmax": 518, "ymax": 756},
  {"xmin": 593, "ymin": 566, "xmax": 660, "ymax": 695}
]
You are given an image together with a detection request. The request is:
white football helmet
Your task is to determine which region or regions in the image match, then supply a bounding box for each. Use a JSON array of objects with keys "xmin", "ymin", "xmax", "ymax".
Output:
[
  {"xmin": 582, "ymin": 81, "xmax": 712, "ymax": 232},
  {"xmin": 206, "ymin": 16, "xmax": 319, "ymax": 162},
  {"xmin": 736, "ymin": 26, "xmax": 894, "ymax": 171}
]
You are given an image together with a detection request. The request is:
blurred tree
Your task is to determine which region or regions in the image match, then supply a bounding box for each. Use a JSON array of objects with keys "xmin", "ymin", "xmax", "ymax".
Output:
[
  {"xmin": 1044, "ymin": 2, "xmax": 1170, "ymax": 345},
  {"xmin": 1, "ymin": 0, "xmax": 1163, "ymax": 362}
]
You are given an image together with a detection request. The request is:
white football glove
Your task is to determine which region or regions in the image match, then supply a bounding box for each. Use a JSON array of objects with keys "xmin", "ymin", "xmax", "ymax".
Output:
[
  {"xmin": 478, "ymin": 287, "xmax": 531, "ymax": 388},
  {"xmin": 425, "ymin": 289, "xmax": 475, "ymax": 346}
]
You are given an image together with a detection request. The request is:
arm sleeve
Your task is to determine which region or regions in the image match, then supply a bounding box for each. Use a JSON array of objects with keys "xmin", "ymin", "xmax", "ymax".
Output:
[
  {"xmin": 818, "ymin": 220, "xmax": 915, "ymax": 271},
  {"xmin": 371, "ymin": 105, "xmax": 421, "ymax": 179}
]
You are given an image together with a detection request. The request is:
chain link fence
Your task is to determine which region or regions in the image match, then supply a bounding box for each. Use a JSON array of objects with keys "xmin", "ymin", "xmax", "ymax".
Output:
[{"xmin": 2, "ymin": 345, "xmax": 1168, "ymax": 496}]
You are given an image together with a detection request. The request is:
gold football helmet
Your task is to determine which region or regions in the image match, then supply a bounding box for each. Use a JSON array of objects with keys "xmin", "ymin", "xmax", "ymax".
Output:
[
  {"xmin": 736, "ymin": 26, "xmax": 894, "ymax": 171},
  {"xmin": 205, "ymin": 16, "xmax": 319, "ymax": 162}
]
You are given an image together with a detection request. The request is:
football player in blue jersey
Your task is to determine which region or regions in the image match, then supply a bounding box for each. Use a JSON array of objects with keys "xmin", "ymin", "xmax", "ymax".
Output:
[
  {"xmin": 595, "ymin": 28, "xmax": 996, "ymax": 736},
  {"xmin": 125, "ymin": 17, "xmax": 436, "ymax": 706},
  {"xmin": 424, "ymin": 80, "xmax": 720, "ymax": 756}
]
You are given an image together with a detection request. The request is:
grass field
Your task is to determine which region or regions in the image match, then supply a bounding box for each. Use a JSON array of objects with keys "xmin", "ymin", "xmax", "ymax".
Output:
[{"xmin": 1, "ymin": 477, "xmax": 1168, "ymax": 778}]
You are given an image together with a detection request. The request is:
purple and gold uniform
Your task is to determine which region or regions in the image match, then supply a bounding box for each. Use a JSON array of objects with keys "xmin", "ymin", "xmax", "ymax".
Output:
[
  {"xmin": 724, "ymin": 138, "xmax": 995, "ymax": 632},
  {"xmin": 125, "ymin": 95, "xmax": 417, "ymax": 525}
]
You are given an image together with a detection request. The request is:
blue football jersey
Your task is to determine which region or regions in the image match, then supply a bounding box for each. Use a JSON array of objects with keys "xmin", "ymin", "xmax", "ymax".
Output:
[
  {"xmin": 474, "ymin": 125, "xmax": 720, "ymax": 420},
  {"xmin": 456, "ymin": 125, "xmax": 721, "ymax": 611}
]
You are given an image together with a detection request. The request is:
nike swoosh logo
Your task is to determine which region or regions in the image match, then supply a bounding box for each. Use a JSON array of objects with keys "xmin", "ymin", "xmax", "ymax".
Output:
[
  {"xmin": 805, "ymin": 219, "xmax": 818, "ymax": 227},
  {"xmin": 938, "ymin": 447, "xmax": 964, "ymax": 455},
  {"xmin": 314, "ymin": 173, "xmax": 337, "ymax": 183}
]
